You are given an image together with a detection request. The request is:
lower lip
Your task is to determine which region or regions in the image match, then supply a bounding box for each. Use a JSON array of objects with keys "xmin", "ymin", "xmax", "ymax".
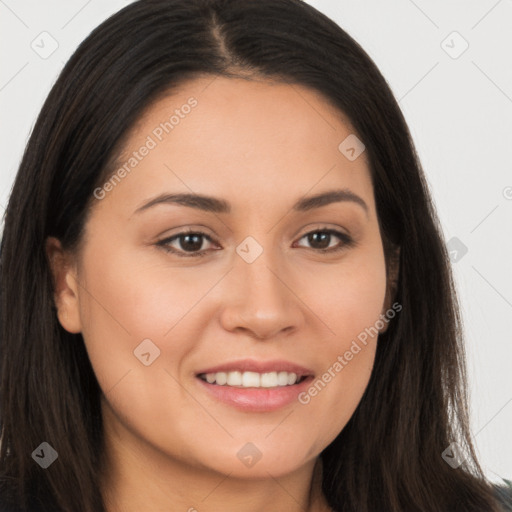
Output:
[{"xmin": 196, "ymin": 376, "xmax": 314, "ymax": 412}]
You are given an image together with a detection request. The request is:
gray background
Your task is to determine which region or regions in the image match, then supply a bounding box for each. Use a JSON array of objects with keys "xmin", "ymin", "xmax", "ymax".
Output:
[{"xmin": 1, "ymin": 0, "xmax": 511, "ymax": 480}]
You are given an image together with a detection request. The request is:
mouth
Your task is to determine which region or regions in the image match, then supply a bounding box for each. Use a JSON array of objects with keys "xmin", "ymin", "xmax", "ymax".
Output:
[
  {"xmin": 197, "ymin": 370, "xmax": 310, "ymax": 388},
  {"xmin": 194, "ymin": 362, "xmax": 315, "ymax": 412}
]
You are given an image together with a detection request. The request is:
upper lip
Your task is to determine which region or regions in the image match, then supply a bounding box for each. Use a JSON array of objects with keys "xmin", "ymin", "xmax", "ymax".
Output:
[{"xmin": 196, "ymin": 359, "xmax": 315, "ymax": 377}]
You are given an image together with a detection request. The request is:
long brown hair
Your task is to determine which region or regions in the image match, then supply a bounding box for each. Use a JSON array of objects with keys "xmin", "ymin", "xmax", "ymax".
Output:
[{"xmin": 0, "ymin": 0, "xmax": 503, "ymax": 510}]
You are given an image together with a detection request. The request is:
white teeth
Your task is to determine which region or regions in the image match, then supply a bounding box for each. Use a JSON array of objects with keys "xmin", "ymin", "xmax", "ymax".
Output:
[
  {"xmin": 201, "ymin": 370, "xmax": 301, "ymax": 388},
  {"xmin": 215, "ymin": 372, "xmax": 227, "ymax": 385},
  {"xmin": 261, "ymin": 371, "xmax": 278, "ymax": 387},
  {"xmin": 242, "ymin": 371, "xmax": 260, "ymax": 387},
  {"xmin": 226, "ymin": 371, "xmax": 242, "ymax": 386},
  {"xmin": 277, "ymin": 371, "xmax": 289, "ymax": 386}
]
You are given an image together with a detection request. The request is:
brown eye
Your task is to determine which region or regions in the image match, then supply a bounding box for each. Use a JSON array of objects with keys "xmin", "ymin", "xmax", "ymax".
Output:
[
  {"xmin": 157, "ymin": 230, "xmax": 216, "ymax": 258},
  {"xmin": 157, "ymin": 227, "xmax": 355, "ymax": 258},
  {"xmin": 295, "ymin": 229, "xmax": 355, "ymax": 253}
]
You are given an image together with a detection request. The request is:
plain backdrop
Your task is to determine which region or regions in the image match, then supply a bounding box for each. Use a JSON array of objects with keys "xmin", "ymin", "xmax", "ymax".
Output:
[{"xmin": 0, "ymin": 0, "xmax": 511, "ymax": 481}]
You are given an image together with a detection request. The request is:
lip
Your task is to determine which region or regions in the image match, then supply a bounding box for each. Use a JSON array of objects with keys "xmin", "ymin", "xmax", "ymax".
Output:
[
  {"xmin": 196, "ymin": 374, "xmax": 315, "ymax": 412},
  {"xmin": 195, "ymin": 359, "xmax": 315, "ymax": 378}
]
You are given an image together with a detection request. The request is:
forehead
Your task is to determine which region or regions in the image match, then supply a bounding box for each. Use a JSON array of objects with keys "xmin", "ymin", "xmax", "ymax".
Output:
[{"xmin": 101, "ymin": 75, "xmax": 374, "ymax": 218}]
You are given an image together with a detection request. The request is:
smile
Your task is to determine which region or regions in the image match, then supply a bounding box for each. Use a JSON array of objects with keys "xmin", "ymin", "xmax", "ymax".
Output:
[{"xmin": 198, "ymin": 370, "xmax": 308, "ymax": 388}]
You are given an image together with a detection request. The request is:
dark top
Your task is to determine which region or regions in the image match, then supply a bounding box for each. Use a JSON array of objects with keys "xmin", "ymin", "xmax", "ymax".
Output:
[
  {"xmin": 1, "ymin": 478, "xmax": 511, "ymax": 511},
  {"xmin": 495, "ymin": 478, "xmax": 512, "ymax": 511}
]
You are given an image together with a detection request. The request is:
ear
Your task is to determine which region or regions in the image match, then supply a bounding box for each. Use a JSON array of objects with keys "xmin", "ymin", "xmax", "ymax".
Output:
[
  {"xmin": 45, "ymin": 237, "xmax": 82, "ymax": 333},
  {"xmin": 379, "ymin": 245, "xmax": 400, "ymax": 334}
]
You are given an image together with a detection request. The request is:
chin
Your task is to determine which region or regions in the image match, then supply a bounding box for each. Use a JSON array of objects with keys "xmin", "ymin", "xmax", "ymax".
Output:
[{"xmin": 187, "ymin": 438, "xmax": 316, "ymax": 479}]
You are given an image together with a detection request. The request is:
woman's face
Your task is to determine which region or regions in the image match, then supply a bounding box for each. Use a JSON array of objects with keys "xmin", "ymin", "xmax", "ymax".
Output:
[{"xmin": 53, "ymin": 75, "xmax": 391, "ymax": 479}]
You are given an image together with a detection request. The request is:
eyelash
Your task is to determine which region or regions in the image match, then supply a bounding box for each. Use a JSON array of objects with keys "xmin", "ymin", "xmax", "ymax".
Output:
[{"xmin": 156, "ymin": 227, "xmax": 356, "ymax": 258}]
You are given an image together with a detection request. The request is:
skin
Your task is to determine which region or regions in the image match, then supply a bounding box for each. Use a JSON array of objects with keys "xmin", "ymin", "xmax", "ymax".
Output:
[{"xmin": 47, "ymin": 75, "xmax": 398, "ymax": 512}]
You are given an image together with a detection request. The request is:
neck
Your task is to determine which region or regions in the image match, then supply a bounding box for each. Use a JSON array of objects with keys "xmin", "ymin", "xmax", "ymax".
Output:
[{"xmin": 99, "ymin": 412, "xmax": 331, "ymax": 512}]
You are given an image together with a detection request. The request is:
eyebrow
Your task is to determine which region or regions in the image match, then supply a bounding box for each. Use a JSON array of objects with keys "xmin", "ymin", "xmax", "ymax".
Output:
[{"xmin": 134, "ymin": 188, "xmax": 369, "ymax": 217}]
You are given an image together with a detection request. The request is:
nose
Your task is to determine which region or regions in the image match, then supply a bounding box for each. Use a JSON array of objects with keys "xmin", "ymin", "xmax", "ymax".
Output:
[{"xmin": 219, "ymin": 250, "xmax": 305, "ymax": 340}]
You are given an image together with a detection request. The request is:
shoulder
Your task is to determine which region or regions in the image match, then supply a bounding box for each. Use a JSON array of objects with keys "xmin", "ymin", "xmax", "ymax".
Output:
[
  {"xmin": 0, "ymin": 498, "xmax": 47, "ymax": 512},
  {"xmin": 0, "ymin": 479, "xmax": 39, "ymax": 512},
  {"xmin": 0, "ymin": 496, "xmax": 51, "ymax": 512},
  {"xmin": 0, "ymin": 479, "xmax": 18, "ymax": 512},
  {"xmin": 0, "ymin": 494, "xmax": 21, "ymax": 512},
  {"xmin": 494, "ymin": 478, "xmax": 512, "ymax": 511}
]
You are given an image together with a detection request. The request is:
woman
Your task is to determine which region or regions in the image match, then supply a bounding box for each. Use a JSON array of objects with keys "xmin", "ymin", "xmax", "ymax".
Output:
[{"xmin": 1, "ymin": 0, "xmax": 510, "ymax": 511}]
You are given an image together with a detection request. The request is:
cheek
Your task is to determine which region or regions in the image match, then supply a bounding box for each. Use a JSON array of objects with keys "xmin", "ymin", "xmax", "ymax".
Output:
[
  {"xmin": 303, "ymin": 241, "xmax": 387, "ymax": 340},
  {"xmin": 299, "ymin": 345, "xmax": 377, "ymax": 460},
  {"xmin": 75, "ymin": 243, "xmax": 208, "ymax": 390},
  {"xmin": 295, "ymin": 244, "xmax": 386, "ymax": 445},
  {"xmin": 81, "ymin": 235, "xmax": 214, "ymax": 324},
  {"xmin": 297, "ymin": 308, "xmax": 379, "ymax": 456}
]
